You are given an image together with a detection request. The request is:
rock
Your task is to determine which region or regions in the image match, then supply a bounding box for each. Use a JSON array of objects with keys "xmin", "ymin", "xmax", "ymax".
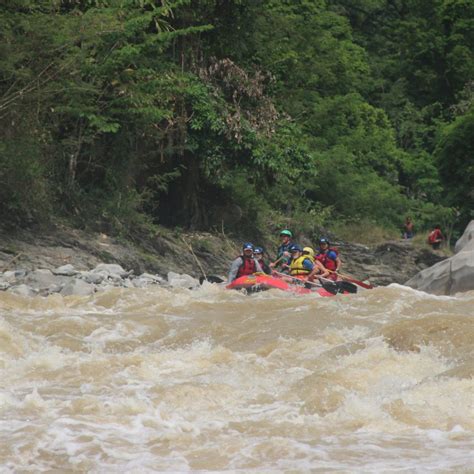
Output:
[
  {"xmin": 52, "ymin": 264, "xmax": 78, "ymax": 276},
  {"xmin": 404, "ymin": 259, "xmax": 452, "ymax": 295},
  {"xmin": 60, "ymin": 279, "xmax": 95, "ymax": 296},
  {"xmin": 2, "ymin": 270, "xmax": 27, "ymax": 283},
  {"xmin": 10, "ymin": 284, "xmax": 37, "ymax": 297},
  {"xmin": 91, "ymin": 263, "xmax": 130, "ymax": 278},
  {"xmin": 405, "ymin": 220, "xmax": 474, "ymax": 295},
  {"xmin": 167, "ymin": 271, "xmax": 199, "ymax": 289},
  {"xmin": 139, "ymin": 272, "xmax": 165, "ymax": 283},
  {"xmin": 0, "ymin": 281, "xmax": 10, "ymax": 291},
  {"xmin": 133, "ymin": 272, "xmax": 165, "ymax": 288},
  {"xmin": 122, "ymin": 278, "xmax": 135, "ymax": 288},
  {"xmin": 454, "ymin": 220, "xmax": 474, "ymax": 253},
  {"xmin": 45, "ymin": 284, "xmax": 64, "ymax": 295},
  {"xmin": 450, "ymin": 248, "xmax": 474, "ymax": 294},
  {"xmin": 25, "ymin": 269, "xmax": 68, "ymax": 291},
  {"xmin": 80, "ymin": 271, "xmax": 105, "ymax": 285}
]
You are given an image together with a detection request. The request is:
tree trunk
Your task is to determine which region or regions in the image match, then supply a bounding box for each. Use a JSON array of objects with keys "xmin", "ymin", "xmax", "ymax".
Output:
[{"xmin": 182, "ymin": 153, "xmax": 207, "ymax": 229}]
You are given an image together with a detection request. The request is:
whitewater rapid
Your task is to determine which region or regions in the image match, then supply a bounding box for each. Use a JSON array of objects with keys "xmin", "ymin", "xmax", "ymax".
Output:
[{"xmin": 0, "ymin": 284, "xmax": 473, "ymax": 472}]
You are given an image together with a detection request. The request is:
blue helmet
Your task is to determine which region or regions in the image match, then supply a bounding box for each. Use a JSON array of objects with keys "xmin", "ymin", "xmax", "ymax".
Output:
[
  {"xmin": 289, "ymin": 244, "xmax": 303, "ymax": 253},
  {"xmin": 319, "ymin": 237, "xmax": 330, "ymax": 246},
  {"xmin": 254, "ymin": 246, "xmax": 264, "ymax": 254},
  {"xmin": 327, "ymin": 250, "xmax": 338, "ymax": 260},
  {"xmin": 242, "ymin": 242, "xmax": 254, "ymax": 251}
]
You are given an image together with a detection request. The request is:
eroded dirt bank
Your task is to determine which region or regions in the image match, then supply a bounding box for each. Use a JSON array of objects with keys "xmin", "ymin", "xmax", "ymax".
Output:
[{"xmin": 0, "ymin": 224, "xmax": 445, "ymax": 286}]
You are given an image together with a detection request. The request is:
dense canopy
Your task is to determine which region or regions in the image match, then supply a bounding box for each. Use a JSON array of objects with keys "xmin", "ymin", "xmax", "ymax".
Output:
[{"xmin": 1, "ymin": 0, "xmax": 472, "ymax": 237}]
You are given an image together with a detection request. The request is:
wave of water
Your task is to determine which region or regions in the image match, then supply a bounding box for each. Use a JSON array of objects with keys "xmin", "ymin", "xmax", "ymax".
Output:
[{"xmin": 1, "ymin": 284, "xmax": 473, "ymax": 472}]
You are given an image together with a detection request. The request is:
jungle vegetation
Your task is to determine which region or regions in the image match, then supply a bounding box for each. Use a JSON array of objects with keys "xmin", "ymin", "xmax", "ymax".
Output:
[{"xmin": 1, "ymin": 0, "xmax": 473, "ymax": 240}]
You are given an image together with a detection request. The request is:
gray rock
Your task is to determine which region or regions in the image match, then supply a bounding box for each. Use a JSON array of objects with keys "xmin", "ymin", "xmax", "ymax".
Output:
[
  {"xmin": 3, "ymin": 270, "xmax": 27, "ymax": 283},
  {"xmin": 167, "ymin": 271, "xmax": 199, "ymax": 289},
  {"xmin": 450, "ymin": 248, "xmax": 474, "ymax": 293},
  {"xmin": 454, "ymin": 220, "xmax": 474, "ymax": 254},
  {"xmin": 52, "ymin": 264, "xmax": 78, "ymax": 276},
  {"xmin": 0, "ymin": 281, "xmax": 10, "ymax": 291},
  {"xmin": 132, "ymin": 273, "xmax": 165, "ymax": 288},
  {"xmin": 122, "ymin": 278, "xmax": 135, "ymax": 288},
  {"xmin": 60, "ymin": 279, "xmax": 95, "ymax": 297},
  {"xmin": 405, "ymin": 220, "xmax": 474, "ymax": 295},
  {"xmin": 91, "ymin": 263, "xmax": 129, "ymax": 278},
  {"xmin": 138, "ymin": 272, "xmax": 164, "ymax": 283},
  {"xmin": 10, "ymin": 284, "xmax": 37, "ymax": 297},
  {"xmin": 80, "ymin": 271, "xmax": 105, "ymax": 285},
  {"xmin": 132, "ymin": 279, "xmax": 147, "ymax": 288},
  {"xmin": 404, "ymin": 259, "xmax": 452, "ymax": 295},
  {"xmin": 25, "ymin": 269, "xmax": 68, "ymax": 291}
]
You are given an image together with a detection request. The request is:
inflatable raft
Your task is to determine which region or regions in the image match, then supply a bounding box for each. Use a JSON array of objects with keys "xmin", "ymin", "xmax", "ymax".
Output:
[{"xmin": 226, "ymin": 274, "xmax": 344, "ymax": 297}]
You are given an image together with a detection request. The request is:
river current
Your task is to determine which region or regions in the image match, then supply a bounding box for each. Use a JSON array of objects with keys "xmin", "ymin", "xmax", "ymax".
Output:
[{"xmin": 0, "ymin": 283, "xmax": 473, "ymax": 472}]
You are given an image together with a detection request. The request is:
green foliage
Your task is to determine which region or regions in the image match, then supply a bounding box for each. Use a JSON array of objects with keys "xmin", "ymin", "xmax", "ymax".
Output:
[
  {"xmin": 0, "ymin": 0, "xmax": 472, "ymax": 236},
  {"xmin": 435, "ymin": 108, "xmax": 474, "ymax": 225},
  {"xmin": 0, "ymin": 140, "xmax": 51, "ymax": 222}
]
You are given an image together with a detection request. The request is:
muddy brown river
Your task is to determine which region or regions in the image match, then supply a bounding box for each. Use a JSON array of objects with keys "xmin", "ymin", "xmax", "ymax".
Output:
[{"xmin": 1, "ymin": 284, "xmax": 473, "ymax": 471}]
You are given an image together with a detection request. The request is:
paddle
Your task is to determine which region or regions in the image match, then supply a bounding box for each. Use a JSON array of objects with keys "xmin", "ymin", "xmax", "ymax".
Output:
[
  {"xmin": 269, "ymin": 254, "xmax": 287, "ymax": 268},
  {"xmin": 318, "ymin": 275, "xmax": 358, "ymax": 294},
  {"xmin": 273, "ymin": 270, "xmax": 321, "ymax": 286},
  {"xmin": 331, "ymin": 270, "xmax": 374, "ymax": 289},
  {"xmin": 272, "ymin": 270, "xmax": 342, "ymax": 294},
  {"xmin": 199, "ymin": 275, "xmax": 225, "ymax": 285},
  {"xmin": 302, "ymin": 275, "xmax": 355, "ymax": 295}
]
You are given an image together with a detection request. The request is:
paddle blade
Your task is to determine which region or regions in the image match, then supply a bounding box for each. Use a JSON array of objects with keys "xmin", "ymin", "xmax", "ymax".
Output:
[
  {"xmin": 200, "ymin": 275, "xmax": 224, "ymax": 285},
  {"xmin": 319, "ymin": 279, "xmax": 338, "ymax": 295},
  {"xmin": 338, "ymin": 281, "xmax": 358, "ymax": 294}
]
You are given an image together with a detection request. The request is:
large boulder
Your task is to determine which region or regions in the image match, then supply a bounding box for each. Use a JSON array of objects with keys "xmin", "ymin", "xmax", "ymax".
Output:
[
  {"xmin": 405, "ymin": 220, "xmax": 474, "ymax": 295},
  {"xmin": 25, "ymin": 269, "xmax": 68, "ymax": 292},
  {"xmin": 454, "ymin": 220, "xmax": 474, "ymax": 253}
]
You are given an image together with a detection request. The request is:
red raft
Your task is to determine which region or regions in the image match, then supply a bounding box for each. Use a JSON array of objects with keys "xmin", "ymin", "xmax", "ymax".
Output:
[{"xmin": 226, "ymin": 274, "xmax": 339, "ymax": 297}]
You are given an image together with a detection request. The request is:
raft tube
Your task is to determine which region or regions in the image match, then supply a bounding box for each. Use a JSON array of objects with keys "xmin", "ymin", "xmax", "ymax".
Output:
[{"xmin": 226, "ymin": 274, "xmax": 337, "ymax": 297}]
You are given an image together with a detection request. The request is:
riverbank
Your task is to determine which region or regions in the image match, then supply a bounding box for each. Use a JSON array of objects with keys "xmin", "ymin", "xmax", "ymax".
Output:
[{"xmin": 0, "ymin": 223, "xmax": 446, "ymax": 294}]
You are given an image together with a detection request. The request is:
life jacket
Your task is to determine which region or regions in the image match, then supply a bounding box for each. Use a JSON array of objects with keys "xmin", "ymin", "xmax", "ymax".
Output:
[
  {"xmin": 257, "ymin": 259, "xmax": 272, "ymax": 275},
  {"xmin": 290, "ymin": 256, "xmax": 312, "ymax": 276},
  {"xmin": 236, "ymin": 256, "xmax": 258, "ymax": 278},
  {"xmin": 316, "ymin": 247, "xmax": 338, "ymax": 272}
]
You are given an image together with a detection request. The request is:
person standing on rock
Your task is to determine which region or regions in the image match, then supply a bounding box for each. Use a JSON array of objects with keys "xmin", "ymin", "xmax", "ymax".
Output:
[
  {"xmin": 403, "ymin": 217, "xmax": 415, "ymax": 239},
  {"xmin": 428, "ymin": 225, "xmax": 444, "ymax": 250},
  {"xmin": 228, "ymin": 243, "xmax": 263, "ymax": 283}
]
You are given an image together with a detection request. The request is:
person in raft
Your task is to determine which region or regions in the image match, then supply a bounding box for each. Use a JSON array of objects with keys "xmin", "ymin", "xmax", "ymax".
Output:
[
  {"xmin": 427, "ymin": 225, "xmax": 444, "ymax": 250},
  {"xmin": 254, "ymin": 246, "xmax": 272, "ymax": 275},
  {"xmin": 269, "ymin": 229, "xmax": 294, "ymax": 271},
  {"xmin": 314, "ymin": 237, "xmax": 341, "ymax": 281},
  {"xmin": 228, "ymin": 242, "xmax": 263, "ymax": 283},
  {"xmin": 285, "ymin": 244, "xmax": 328, "ymax": 282},
  {"xmin": 302, "ymin": 246, "xmax": 315, "ymax": 262}
]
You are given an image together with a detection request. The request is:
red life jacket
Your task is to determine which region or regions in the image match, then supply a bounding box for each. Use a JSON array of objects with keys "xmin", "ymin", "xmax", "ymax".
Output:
[
  {"xmin": 428, "ymin": 229, "xmax": 442, "ymax": 244},
  {"xmin": 316, "ymin": 248, "xmax": 338, "ymax": 272},
  {"xmin": 236, "ymin": 256, "xmax": 257, "ymax": 278}
]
